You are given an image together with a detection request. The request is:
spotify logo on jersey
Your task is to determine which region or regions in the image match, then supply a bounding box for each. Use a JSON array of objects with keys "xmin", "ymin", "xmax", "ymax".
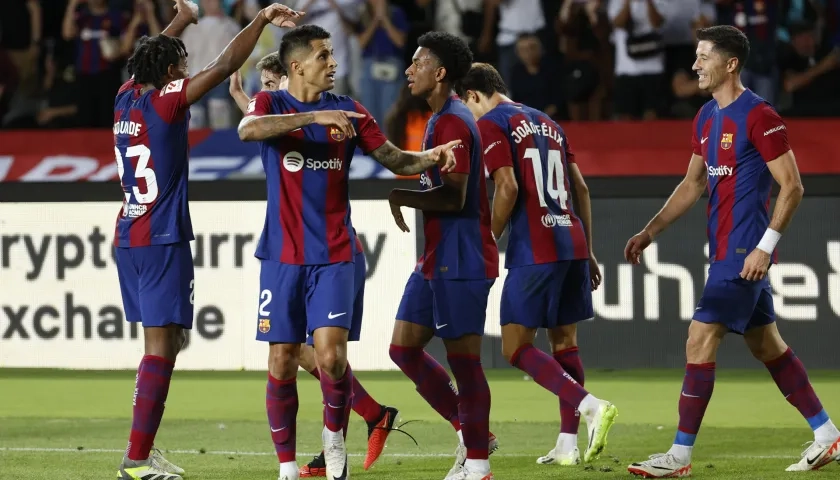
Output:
[{"xmin": 283, "ymin": 151, "xmax": 305, "ymax": 172}]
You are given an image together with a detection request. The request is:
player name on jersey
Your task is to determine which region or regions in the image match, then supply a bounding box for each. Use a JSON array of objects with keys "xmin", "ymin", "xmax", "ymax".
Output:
[
  {"xmin": 113, "ymin": 120, "xmax": 142, "ymax": 137},
  {"xmin": 510, "ymin": 119, "xmax": 565, "ymax": 146}
]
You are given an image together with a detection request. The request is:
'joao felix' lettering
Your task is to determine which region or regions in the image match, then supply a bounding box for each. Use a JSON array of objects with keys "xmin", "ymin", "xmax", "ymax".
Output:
[{"xmin": 510, "ymin": 119, "xmax": 565, "ymax": 146}]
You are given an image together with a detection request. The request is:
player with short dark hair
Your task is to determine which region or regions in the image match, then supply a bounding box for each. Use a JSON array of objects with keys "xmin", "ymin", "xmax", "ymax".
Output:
[
  {"xmin": 227, "ymin": 48, "xmax": 403, "ymax": 479},
  {"xmin": 237, "ymin": 24, "xmax": 462, "ymax": 480},
  {"xmin": 112, "ymin": 2, "xmax": 302, "ymax": 480},
  {"xmin": 625, "ymin": 25, "xmax": 840, "ymax": 477},
  {"xmin": 386, "ymin": 32, "xmax": 499, "ymax": 480},
  {"xmin": 455, "ymin": 62, "xmax": 619, "ymax": 468}
]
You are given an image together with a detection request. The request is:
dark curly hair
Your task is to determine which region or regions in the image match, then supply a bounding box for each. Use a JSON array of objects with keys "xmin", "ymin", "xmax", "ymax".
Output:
[
  {"xmin": 279, "ymin": 24, "xmax": 330, "ymax": 71},
  {"xmin": 417, "ymin": 31, "xmax": 473, "ymax": 84},
  {"xmin": 127, "ymin": 35, "xmax": 188, "ymax": 89}
]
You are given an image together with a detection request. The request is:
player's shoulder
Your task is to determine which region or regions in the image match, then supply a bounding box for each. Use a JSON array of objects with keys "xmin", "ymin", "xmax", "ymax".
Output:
[
  {"xmin": 694, "ymin": 98, "xmax": 717, "ymax": 122},
  {"xmin": 742, "ymin": 91, "xmax": 782, "ymax": 122},
  {"xmin": 319, "ymin": 91, "xmax": 359, "ymax": 110}
]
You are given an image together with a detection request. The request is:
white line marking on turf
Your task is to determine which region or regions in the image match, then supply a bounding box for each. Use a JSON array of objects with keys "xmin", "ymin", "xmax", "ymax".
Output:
[{"xmin": 0, "ymin": 447, "xmax": 798, "ymax": 460}]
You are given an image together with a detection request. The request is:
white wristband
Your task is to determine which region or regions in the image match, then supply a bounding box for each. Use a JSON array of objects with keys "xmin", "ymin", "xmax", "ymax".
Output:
[{"xmin": 756, "ymin": 228, "xmax": 781, "ymax": 254}]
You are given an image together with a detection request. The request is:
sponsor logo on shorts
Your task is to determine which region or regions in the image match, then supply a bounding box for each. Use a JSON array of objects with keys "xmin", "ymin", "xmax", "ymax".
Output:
[{"xmin": 258, "ymin": 318, "xmax": 271, "ymax": 333}]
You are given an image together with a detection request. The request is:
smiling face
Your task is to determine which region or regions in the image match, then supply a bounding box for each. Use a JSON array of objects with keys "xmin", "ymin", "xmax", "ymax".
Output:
[
  {"xmin": 405, "ymin": 47, "xmax": 443, "ymax": 97},
  {"xmin": 692, "ymin": 40, "xmax": 739, "ymax": 93}
]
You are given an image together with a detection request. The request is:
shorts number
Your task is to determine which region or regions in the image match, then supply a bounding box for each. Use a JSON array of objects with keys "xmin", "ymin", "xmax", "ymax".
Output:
[
  {"xmin": 115, "ymin": 144, "xmax": 158, "ymax": 204},
  {"xmin": 189, "ymin": 279, "xmax": 195, "ymax": 305},
  {"xmin": 258, "ymin": 289, "xmax": 272, "ymax": 316},
  {"xmin": 524, "ymin": 147, "xmax": 568, "ymax": 209}
]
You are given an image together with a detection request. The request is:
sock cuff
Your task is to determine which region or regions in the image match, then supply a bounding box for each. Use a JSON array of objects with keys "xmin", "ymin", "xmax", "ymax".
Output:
[
  {"xmin": 686, "ymin": 362, "xmax": 716, "ymax": 371},
  {"xmin": 509, "ymin": 343, "xmax": 534, "ymax": 366},
  {"xmin": 320, "ymin": 366, "xmax": 351, "ymax": 385},
  {"xmin": 142, "ymin": 354, "xmax": 175, "ymax": 366},
  {"xmin": 389, "ymin": 343, "xmax": 423, "ymax": 356},
  {"xmin": 763, "ymin": 347, "xmax": 795, "ymax": 368},
  {"xmin": 553, "ymin": 346, "xmax": 579, "ymax": 359},
  {"xmin": 268, "ymin": 373, "xmax": 296, "ymax": 387}
]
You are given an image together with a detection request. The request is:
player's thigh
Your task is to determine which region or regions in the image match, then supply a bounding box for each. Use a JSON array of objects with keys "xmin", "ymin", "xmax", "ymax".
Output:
[
  {"xmin": 395, "ymin": 271, "xmax": 435, "ymax": 332},
  {"xmin": 349, "ymin": 250, "xmax": 367, "ymax": 342},
  {"xmin": 500, "ymin": 263, "xmax": 565, "ymax": 329},
  {"xmin": 256, "ymin": 260, "xmax": 307, "ymax": 344},
  {"xmin": 135, "ymin": 242, "xmax": 195, "ymax": 329},
  {"xmin": 694, "ymin": 263, "xmax": 767, "ymax": 335},
  {"xmin": 743, "ymin": 289, "xmax": 786, "ymax": 362},
  {"xmin": 556, "ymin": 259, "xmax": 595, "ymax": 327},
  {"xmin": 114, "ymin": 246, "xmax": 142, "ymax": 323},
  {"xmin": 305, "ymin": 262, "xmax": 356, "ymax": 338},
  {"xmin": 430, "ymin": 278, "xmax": 495, "ymax": 340}
]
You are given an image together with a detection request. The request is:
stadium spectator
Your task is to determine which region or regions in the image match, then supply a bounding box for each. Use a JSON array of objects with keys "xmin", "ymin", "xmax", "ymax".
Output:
[
  {"xmin": 509, "ymin": 33, "xmax": 562, "ymax": 119},
  {"xmin": 477, "ymin": 0, "xmax": 547, "ymax": 87},
  {"xmin": 555, "ymin": 0, "xmax": 612, "ymax": 121},
  {"xmin": 0, "ymin": 0, "xmax": 41, "ymax": 97},
  {"xmin": 357, "ymin": 0, "xmax": 410, "ymax": 125},
  {"xmin": 608, "ymin": 0, "xmax": 670, "ymax": 120},
  {"xmin": 778, "ymin": 20, "xmax": 840, "ymax": 116},
  {"xmin": 36, "ymin": 48, "xmax": 80, "ymax": 129},
  {"xmin": 0, "ymin": 49, "xmax": 19, "ymax": 125},
  {"xmin": 385, "ymin": 84, "xmax": 431, "ymax": 150},
  {"xmin": 181, "ymin": 0, "xmax": 241, "ymax": 129},
  {"xmin": 62, "ymin": 0, "xmax": 127, "ymax": 128}
]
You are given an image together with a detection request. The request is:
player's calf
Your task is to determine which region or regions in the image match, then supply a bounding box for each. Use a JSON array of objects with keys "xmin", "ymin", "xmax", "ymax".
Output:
[{"xmin": 267, "ymin": 343, "xmax": 302, "ymax": 480}]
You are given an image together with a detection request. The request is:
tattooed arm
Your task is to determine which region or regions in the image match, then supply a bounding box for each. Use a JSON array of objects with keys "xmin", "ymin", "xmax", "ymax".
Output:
[
  {"xmin": 368, "ymin": 141, "xmax": 442, "ymax": 175},
  {"xmin": 238, "ymin": 112, "xmax": 315, "ymax": 141}
]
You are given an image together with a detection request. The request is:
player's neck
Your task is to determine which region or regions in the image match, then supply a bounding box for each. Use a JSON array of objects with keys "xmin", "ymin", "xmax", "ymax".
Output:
[
  {"xmin": 426, "ymin": 85, "xmax": 453, "ymax": 113},
  {"xmin": 491, "ymin": 93, "xmax": 512, "ymax": 108},
  {"xmin": 287, "ymin": 82, "xmax": 323, "ymax": 104},
  {"xmin": 711, "ymin": 79, "xmax": 746, "ymax": 110}
]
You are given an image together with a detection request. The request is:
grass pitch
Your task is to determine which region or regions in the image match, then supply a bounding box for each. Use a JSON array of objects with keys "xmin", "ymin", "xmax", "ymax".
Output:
[{"xmin": 2, "ymin": 368, "xmax": 840, "ymax": 479}]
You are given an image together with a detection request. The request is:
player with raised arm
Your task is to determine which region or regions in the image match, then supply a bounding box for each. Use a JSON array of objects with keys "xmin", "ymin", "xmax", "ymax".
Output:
[
  {"xmin": 236, "ymin": 24, "xmax": 461, "ymax": 480},
  {"xmin": 455, "ymin": 62, "xmax": 618, "ymax": 467},
  {"xmin": 112, "ymin": 2, "xmax": 302, "ymax": 479},
  {"xmin": 625, "ymin": 25, "xmax": 840, "ymax": 478},
  {"xmin": 228, "ymin": 51, "xmax": 404, "ymax": 478},
  {"xmin": 387, "ymin": 33, "xmax": 499, "ymax": 480}
]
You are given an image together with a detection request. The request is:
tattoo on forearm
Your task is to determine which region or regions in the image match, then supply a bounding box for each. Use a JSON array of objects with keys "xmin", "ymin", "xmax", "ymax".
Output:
[{"xmin": 371, "ymin": 141, "xmax": 434, "ymax": 175}]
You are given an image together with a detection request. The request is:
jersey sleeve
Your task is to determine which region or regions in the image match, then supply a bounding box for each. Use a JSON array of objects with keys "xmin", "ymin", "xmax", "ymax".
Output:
[
  {"xmin": 245, "ymin": 90, "xmax": 273, "ymax": 117},
  {"xmin": 747, "ymin": 103, "xmax": 791, "ymax": 162},
  {"xmin": 118, "ymin": 77, "xmax": 136, "ymax": 94},
  {"xmin": 691, "ymin": 108, "xmax": 703, "ymax": 156},
  {"xmin": 150, "ymin": 78, "xmax": 191, "ymax": 123},
  {"xmin": 433, "ymin": 114, "xmax": 473, "ymax": 175},
  {"xmin": 564, "ymin": 133, "xmax": 576, "ymax": 164},
  {"xmin": 477, "ymin": 118, "xmax": 513, "ymax": 175},
  {"xmin": 353, "ymin": 100, "xmax": 387, "ymax": 154}
]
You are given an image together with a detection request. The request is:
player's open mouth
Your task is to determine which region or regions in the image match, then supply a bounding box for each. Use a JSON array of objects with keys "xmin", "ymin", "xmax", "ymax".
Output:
[
  {"xmin": 326, "ymin": 72, "xmax": 335, "ymax": 81},
  {"xmin": 698, "ymin": 73, "xmax": 707, "ymax": 82}
]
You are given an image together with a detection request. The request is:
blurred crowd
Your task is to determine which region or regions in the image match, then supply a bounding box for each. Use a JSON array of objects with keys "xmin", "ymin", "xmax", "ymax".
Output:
[{"xmin": 1, "ymin": 0, "xmax": 839, "ymax": 140}]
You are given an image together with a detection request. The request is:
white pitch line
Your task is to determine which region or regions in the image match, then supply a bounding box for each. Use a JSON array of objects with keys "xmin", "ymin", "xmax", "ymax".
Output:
[{"xmin": 0, "ymin": 447, "xmax": 798, "ymax": 460}]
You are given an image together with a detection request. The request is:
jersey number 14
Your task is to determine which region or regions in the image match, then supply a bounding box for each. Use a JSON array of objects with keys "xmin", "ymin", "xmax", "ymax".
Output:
[
  {"xmin": 115, "ymin": 145, "xmax": 158, "ymax": 204},
  {"xmin": 524, "ymin": 147, "xmax": 568, "ymax": 210}
]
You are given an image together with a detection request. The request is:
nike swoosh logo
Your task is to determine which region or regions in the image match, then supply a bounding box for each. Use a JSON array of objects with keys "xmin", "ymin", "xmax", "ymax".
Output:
[
  {"xmin": 327, "ymin": 312, "xmax": 346, "ymax": 319},
  {"xmin": 701, "ymin": 137, "xmax": 708, "ymax": 144},
  {"xmin": 270, "ymin": 426, "xmax": 286, "ymax": 432},
  {"xmin": 435, "ymin": 323, "xmax": 448, "ymax": 329},
  {"xmin": 806, "ymin": 452, "xmax": 823, "ymax": 465},
  {"xmin": 327, "ymin": 403, "xmax": 344, "ymax": 409},
  {"xmin": 680, "ymin": 391, "xmax": 700, "ymax": 398}
]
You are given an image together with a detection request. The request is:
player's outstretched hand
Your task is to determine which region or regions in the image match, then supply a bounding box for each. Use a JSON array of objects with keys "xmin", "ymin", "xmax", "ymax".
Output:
[
  {"xmin": 588, "ymin": 256, "xmax": 602, "ymax": 291},
  {"xmin": 173, "ymin": 0, "xmax": 199, "ymax": 24},
  {"xmin": 261, "ymin": 3, "xmax": 305, "ymax": 27},
  {"xmin": 427, "ymin": 139, "xmax": 461, "ymax": 172},
  {"xmin": 229, "ymin": 70, "xmax": 243, "ymax": 95},
  {"xmin": 624, "ymin": 231, "xmax": 652, "ymax": 265},
  {"xmin": 389, "ymin": 197, "xmax": 410, "ymax": 232},
  {"xmin": 312, "ymin": 110, "xmax": 366, "ymax": 138},
  {"xmin": 740, "ymin": 248, "xmax": 771, "ymax": 281}
]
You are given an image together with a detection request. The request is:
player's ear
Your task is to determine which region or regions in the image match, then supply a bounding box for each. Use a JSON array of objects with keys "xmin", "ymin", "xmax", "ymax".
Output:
[
  {"xmin": 434, "ymin": 65, "xmax": 447, "ymax": 83},
  {"xmin": 726, "ymin": 56, "xmax": 739, "ymax": 74}
]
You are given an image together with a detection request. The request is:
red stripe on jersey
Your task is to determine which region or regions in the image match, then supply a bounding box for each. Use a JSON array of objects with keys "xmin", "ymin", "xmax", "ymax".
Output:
[
  {"xmin": 128, "ymin": 107, "xmax": 154, "ymax": 247},
  {"xmin": 326, "ymin": 141, "xmax": 352, "ymax": 263},
  {"xmin": 712, "ymin": 117, "xmax": 739, "ymax": 261},
  {"xmin": 279, "ymin": 146, "xmax": 305, "ymax": 264},
  {"xmin": 422, "ymin": 216, "xmax": 442, "ymax": 280},
  {"xmin": 476, "ymin": 166, "xmax": 499, "ymax": 278},
  {"xmin": 514, "ymin": 120, "xmax": 559, "ymax": 264}
]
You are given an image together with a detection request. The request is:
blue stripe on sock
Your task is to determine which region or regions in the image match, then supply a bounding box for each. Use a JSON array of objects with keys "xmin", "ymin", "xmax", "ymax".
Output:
[
  {"xmin": 674, "ymin": 431, "xmax": 697, "ymax": 447},
  {"xmin": 807, "ymin": 410, "xmax": 830, "ymax": 430}
]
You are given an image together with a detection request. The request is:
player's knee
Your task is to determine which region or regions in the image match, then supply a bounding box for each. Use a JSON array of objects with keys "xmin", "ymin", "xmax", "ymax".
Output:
[
  {"xmin": 315, "ymin": 348, "xmax": 347, "ymax": 380},
  {"xmin": 501, "ymin": 342, "xmax": 521, "ymax": 366},
  {"xmin": 268, "ymin": 345, "xmax": 299, "ymax": 380}
]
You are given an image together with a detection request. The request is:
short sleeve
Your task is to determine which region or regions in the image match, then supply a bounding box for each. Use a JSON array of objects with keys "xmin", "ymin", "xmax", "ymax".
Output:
[
  {"xmin": 477, "ymin": 118, "xmax": 513, "ymax": 175},
  {"xmin": 691, "ymin": 108, "xmax": 703, "ymax": 156},
  {"xmin": 564, "ymin": 134, "xmax": 576, "ymax": 164},
  {"xmin": 118, "ymin": 78, "xmax": 136, "ymax": 95},
  {"xmin": 245, "ymin": 90, "xmax": 273, "ymax": 117},
  {"xmin": 747, "ymin": 103, "xmax": 791, "ymax": 162},
  {"xmin": 433, "ymin": 114, "xmax": 473, "ymax": 175},
  {"xmin": 354, "ymin": 101, "xmax": 387, "ymax": 154},
  {"xmin": 150, "ymin": 78, "xmax": 191, "ymax": 122}
]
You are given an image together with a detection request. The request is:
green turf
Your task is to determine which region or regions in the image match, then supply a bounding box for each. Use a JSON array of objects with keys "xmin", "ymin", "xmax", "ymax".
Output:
[{"xmin": 1, "ymin": 368, "xmax": 839, "ymax": 479}]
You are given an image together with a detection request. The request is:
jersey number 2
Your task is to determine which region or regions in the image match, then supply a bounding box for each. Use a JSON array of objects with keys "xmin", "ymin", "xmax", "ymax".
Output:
[
  {"xmin": 115, "ymin": 145, "xmax": 158, "ymax": 204},
  {"xmin": 524, "ymin": 148, "xmax": 568, "ymax": 209}
]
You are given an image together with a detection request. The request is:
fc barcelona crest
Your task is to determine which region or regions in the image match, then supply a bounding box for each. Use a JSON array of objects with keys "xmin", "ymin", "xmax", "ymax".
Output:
[
  {"xmin": 720, "ymin": 133, "xmax": 734, "ymax": 150},
  {"xmin": 258, "ymin": 318, "xmax": 271, "ymax": 333},
  {"xmin": 330, "ymin": 127, "xmax": 346, "ymax": 142}
]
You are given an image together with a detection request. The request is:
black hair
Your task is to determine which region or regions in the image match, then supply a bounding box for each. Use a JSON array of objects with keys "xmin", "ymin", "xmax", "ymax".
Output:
[
  {"xmin": 696, "ymin": 25, "xmax": 750, "ymax": 72},
  {"xmin": 417, "ymin": 31, "xmax": 473, "ymax": 84},
  {"xmin": 278, "ymin": 24, "xmax": 331, "ymax": 71},
  {"xmin": 256, "ymin": 52, "xmax": 286, "ymax": 76},
  {"xmin": 454, "ymin": 62, "xmax": 507, "ymax": 99},
  {"xmin": 127, "ymin": 35, "xmax": 187, "ymax": 89}
]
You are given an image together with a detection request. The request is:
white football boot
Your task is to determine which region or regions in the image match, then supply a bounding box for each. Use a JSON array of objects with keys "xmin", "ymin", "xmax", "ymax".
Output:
[
  {"xmin": 785, "ymin": 438, "xmax": 840, "ymax": 471},
  {"xmin": 627, "ymin": 453, "xmax": 692, "ymax": 478}
]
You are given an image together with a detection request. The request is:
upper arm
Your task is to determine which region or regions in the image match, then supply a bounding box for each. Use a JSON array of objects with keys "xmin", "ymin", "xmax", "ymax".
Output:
[
  {"xmin": 686, "ymin": 153, "xmax": 708, "ymax": 187},
  {"xmin": 765, "ymin": 151, "xmax": 802, "ymax": 189},
  {"xmin": 478, "ymin": 118, "xmax": 514, "ymax": 176},
  {"xmin": 690, "ymin": 107, "xmax": 704, "ymax": 156},
  {"xmin": 236, "ymin": 91, "xmax": 273, "ymax": 138},
  {"xmin": 354, "ymin": 101, "xmax": 388, "ymax": 154},
  {"xmin": 434, "ymin": 114, "xmax": 473, "ymax": 176},
  {"xmin": 185, "ymin": 67, "xmax": 231, "ymax": 106},
  {"xmin": 150, "ymin": 78, "xmax": 191, "ymax": 122},
  {"xmin": 568, "ymin": 162, "xmax": 587, "ymax": 193},
  {"xmin": 747, "ymin": 103, "xmax": 792, "ymax": 163}
]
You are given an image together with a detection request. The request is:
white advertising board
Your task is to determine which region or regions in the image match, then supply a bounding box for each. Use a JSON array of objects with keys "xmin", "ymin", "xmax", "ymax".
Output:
[{"xmin": 0, "ymin": 201, "xmax": 507, "ymax": 370}]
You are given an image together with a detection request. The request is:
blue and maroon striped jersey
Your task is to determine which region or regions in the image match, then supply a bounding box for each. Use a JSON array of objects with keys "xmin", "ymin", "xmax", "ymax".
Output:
[
  {"xmin": 479, "ymin": 102, "xmax": 588, "ymax": 268},
  {"xmin": 113, "ymin": 78, "xmax": 193, "ymax": 248},
  {"xmin": 246, "ymin": 90, "xmax": 386, "ymax": 265},
  {"xmin": 692, "ymin": 89, "xmax": 791, "ymax": 265},
  {"xmin": 415, "ymin": 96, "xmax": 498, "ymax": 280},
  {"xmin": 74, "ymin": 6, "xmax": 125, "ymax": 75}
]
